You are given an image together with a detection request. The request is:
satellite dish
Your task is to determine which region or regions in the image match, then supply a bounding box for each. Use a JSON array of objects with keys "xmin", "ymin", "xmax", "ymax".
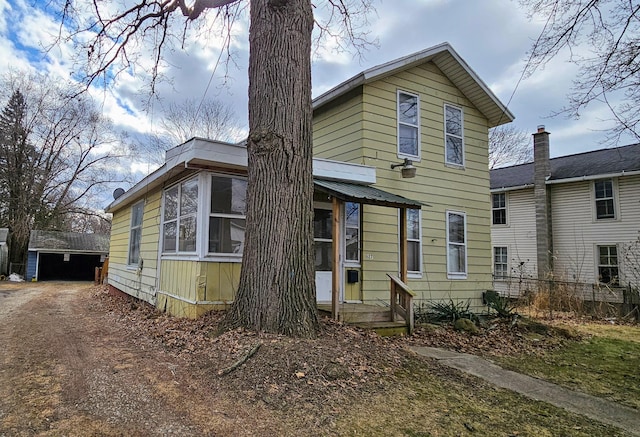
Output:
[{"xmin": 113, "ymin": 188, "xmax": 126, "ymax": 200}]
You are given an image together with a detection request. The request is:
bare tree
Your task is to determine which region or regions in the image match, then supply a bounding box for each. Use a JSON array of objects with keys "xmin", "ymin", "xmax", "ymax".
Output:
[
  {"xmin": 57, "ymin": 0, "xmax": 375, "ymax": 337},
  {"xmin": 489, "ymin": 124, "xmax": 533, "ymax": 169},
  {"xmin": 519, "ymin": 0, "xmax": 640, "ymax": 143},
  {"xmin": 0, "ymin": 72, "xmax": 124, "ymax": 272}
]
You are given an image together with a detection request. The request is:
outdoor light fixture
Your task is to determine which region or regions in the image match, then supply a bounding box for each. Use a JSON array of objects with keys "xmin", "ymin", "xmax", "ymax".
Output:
[{"xmin": 390, "ymin": 158, "xmax": 417, "ymax": 178}]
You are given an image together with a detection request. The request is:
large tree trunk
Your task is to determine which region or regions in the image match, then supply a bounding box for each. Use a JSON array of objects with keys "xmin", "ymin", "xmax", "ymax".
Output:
[{"xmin": 224, "ymin": 0, "xmax": 319, "ymax": 337}]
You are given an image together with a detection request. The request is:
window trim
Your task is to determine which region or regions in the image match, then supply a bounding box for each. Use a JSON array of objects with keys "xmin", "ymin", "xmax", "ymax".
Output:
[
  {"xmin": 127, "ymin": 200, "xmax": 144, "ymax": 266},
  {"xmin": 344, "ymin": 202, "xmax": 361, "ymax": 265},
  {"xmin": 444, "ymin": 103, "xmax": 465, "ymax": 167},
  {"xmin": 399, "ymin": 208, "xmax": 422, "ymax": 278},
  {"xmin": 446, "ymin": 210, "xmax": 467, "ymax": 279},
  {"xmin": 397, "ymin": 90, "xmax": 421, "ymax": 161},
  {"xmin": 596, "ymin": 244, "xmax": 619, "ymax": 285},
  {"xmin": 491, "ymin": 192, "xmax": 508, "ymax": 226},
  {"xmin": 161, "ymin": 175, "xmax": 200, "ymax": 255},
  {"xmin": 493, "ymin": 246, "xmax": 509, "ymax": 281},
  {"xmin": 593, "ymin": 178, "xmax": 618, "ymax": 221}
]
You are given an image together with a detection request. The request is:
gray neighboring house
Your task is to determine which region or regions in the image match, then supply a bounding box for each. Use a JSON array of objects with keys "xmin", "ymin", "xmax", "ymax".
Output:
[
  {"xmin": 0, "ymin": 228, "xmax": 8, "ymax": 276},
  {"xmin": 27, "ymin": 230, "xmax": 110, "ymax": 281},
  {"xmin": 490, "ymin": 127, "xmax": 640, "ymax": 300}
]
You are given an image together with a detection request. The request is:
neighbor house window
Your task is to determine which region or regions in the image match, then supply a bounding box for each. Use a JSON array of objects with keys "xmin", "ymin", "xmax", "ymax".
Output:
[
  {"xmin": 594, "ymin": 179, "xmax": 615, "ymax": 219},
  {"xmin": 492, "ymin": 193, "xmax": 507, "ymax": 225},
  {"xmin": 208, "ymin": 175, "xmax": 247, "ymax": 254},
  {"xmin": 402, "ymin": 209, "xmax": 422, "ymax": 274},
  {"xmin": 597, "ymin": 245, "xmax": 619, "ymax": 285},
  {"xmin": 163, "ymin": 177, "xmax": 198, "ymax": 253},
  {"xmin": 444, "ymin": 104, "xmax": 464, "ymax": 166},
  {"xmin": 493, "ymin": 246, "xmax": 508, "ymax": 280},
  {"xmin": 446, "ymin": 211, "xmax": 467, "ymax": 278},
  {"xmin": 397, "ymin": 91, "xmax": 420, "ymax": 159},
  {"xmin": 345, "ymin": 202, "xmax": 360, "ymax": 263},
  {"xmin": 128, "ymin": 201, "xmax": 144, "ymax": 265}
]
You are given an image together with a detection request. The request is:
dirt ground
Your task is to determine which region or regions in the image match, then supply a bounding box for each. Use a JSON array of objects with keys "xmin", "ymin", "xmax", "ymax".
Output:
[{"xmin": 0, "ymin": 282, "xmax": 621, "ymax": 437}]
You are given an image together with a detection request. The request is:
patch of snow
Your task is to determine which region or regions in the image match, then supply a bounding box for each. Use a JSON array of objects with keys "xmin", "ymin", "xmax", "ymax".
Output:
[{"xmin": 8, "ymin": 273, "xmax": 24, "ymax": 282}]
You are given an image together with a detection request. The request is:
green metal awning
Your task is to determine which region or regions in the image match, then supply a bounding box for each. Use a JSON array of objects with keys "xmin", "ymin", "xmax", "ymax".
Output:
[{"xmin": 314, "ymin": 179, "xmax": 424, "ymax": 209}]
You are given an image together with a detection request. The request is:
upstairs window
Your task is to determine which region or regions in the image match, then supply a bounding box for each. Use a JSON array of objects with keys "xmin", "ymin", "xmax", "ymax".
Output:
[
  {"xmin": 594, "ymin": 179, "xmax": 615, "ymax": 219},
  {"xmin": 163, "ymin": 178, "xmax": 198, "ymax": 253},
  {"xmin": 446, "ymin": 211, "xmax": 467, "ymax": 278},
  {"xmin": 492, "ymin": 193, "xmax": 507, "ymax": 225},
  {"xmin": 128, "ymin": 201, "xmax": 144, "ymax": 265},
  {"xmin": 493, "ymin": 246, "xmax": 508, "ymax": 280},
  {"xmin": 208, "ymin": 175, "xmax": 247, "ymax": 254},
  {"xmin": 345, "ymin": 202, "xmax": 360, "ymax": 263},
  {"xmin": 598, "ymin": 245, "xmax": 619, "ymax": 285},
  {"xmin": 444, "ymin": 104, "xmax": 464, "ymax": 166},
  {"xmin": 397, "ymin": 91, "xmax": 420, "ymax": 159}
]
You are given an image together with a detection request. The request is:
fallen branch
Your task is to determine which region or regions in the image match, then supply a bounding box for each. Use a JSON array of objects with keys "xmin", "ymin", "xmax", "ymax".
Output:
[{"xmin": 218, "ymin": 342, "xmax": 262, "ymax": 376}]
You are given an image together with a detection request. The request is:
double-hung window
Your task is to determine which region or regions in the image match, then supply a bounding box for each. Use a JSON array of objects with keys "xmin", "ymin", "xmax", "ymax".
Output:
[
  {"xmin": 597, "ymin": 245, "xmax": 619, "ymax": 285},
  {"xmin": 493, "ymin": 246, "xmax": 508, "ymax": 280},
  {"xmin": 209, "ymin": 175, "xmax": 247, "ymax": 254},
  {"xmin": 446, "ymin": 211, "xmax": 467, "ymax": 278},
  {"xmin": 404, "ymin": 209, "xmax": 422, "ymax": 274},
  {"xmin": 444, "ymin": 104, "xmax": 464, "ymax": 166},
  {"xmin": 594, "ymin": 179, "xmax": 615, "ymax": 219},
  {"xmin": 345, "ymin": 202, "xmax": 360, "ymax": 263},
  {"xmin": 397, "ymin": 91, "xmax": 420, "ymax": 159},
  {"xmin": 128, "ymin": 201, "xmax": 144, "ymax": 265},
  {"xmin": 492, "ymin": 193, "xmax": 507, "ymax": 225},
  {"xmin": 163, "ymin": 178, "xmax": 198, "ymax": 253}
]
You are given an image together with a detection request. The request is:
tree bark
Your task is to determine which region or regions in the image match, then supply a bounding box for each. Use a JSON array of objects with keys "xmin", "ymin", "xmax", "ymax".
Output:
[{"xmin": 224, "ymin": 0, "xmax": 319, "ymax": 337}]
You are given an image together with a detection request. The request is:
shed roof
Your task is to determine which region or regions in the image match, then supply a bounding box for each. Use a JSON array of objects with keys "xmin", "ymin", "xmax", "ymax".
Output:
[
  {"xmin": 490, "ymin": 143, "xmax": 640, "ymax": 190},
  {"xmin": 0, "ymin": 228, "xmax": 7, "ymax": 244},
  {"xmin": 28, "ymin": 230, "xmax": 110, "ymax": 253},
  {"xmin": 313, "ymin": 42, "xmax": 514, "ymax": 128},
  {"xmin": 314, "ymin": 179, "xmax": 423, "ymax": 209}
]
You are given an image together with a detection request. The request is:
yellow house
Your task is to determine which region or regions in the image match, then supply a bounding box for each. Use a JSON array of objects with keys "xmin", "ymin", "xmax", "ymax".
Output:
[{"xmin": 106, "ymin": 42, "xmax": 514, "ymax": 319}]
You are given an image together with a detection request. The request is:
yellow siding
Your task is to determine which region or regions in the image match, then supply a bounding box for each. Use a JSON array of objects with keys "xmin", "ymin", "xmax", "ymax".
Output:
[{"xmin": 313, "ymin": 91, "xmax": 365, "ymax": 162}]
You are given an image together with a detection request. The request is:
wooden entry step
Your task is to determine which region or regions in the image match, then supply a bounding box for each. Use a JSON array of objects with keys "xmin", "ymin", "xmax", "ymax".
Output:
[{"xmin": 317, "ymin": 303, "xmax": 409, "ymax": 336}]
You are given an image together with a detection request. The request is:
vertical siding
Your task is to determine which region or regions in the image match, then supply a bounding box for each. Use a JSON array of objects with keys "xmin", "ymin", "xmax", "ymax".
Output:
[
  {"xmin": 491, "ymin": 188, "xmax": 538, "ymax": 296},
  {"xmin": 27, "ymin": 251, "xmax": 37, "ymax": 280},
  {"xmin": 107, "ymin": 190, "xmax": 161, "ymax": 304},
  {"xmin": 354, "ymin": 63, "xmax": 493, "ymax": 309},
  {"xmin": 551, "ymin": 175, "xmax": 640, "ymax": 285}
]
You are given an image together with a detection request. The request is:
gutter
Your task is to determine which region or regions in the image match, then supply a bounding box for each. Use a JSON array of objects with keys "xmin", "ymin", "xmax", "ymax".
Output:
[
  {"xmin": 490, "ymin": 184, "xmax": 534, "ymax": 193},
  {"xmin": 545, "ymin": 170, "xmax": 640, "ymax": 185}
]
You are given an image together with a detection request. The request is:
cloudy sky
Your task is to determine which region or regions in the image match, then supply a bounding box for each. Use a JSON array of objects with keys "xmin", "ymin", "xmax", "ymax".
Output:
[{"xmin": 0, "ymin": 0, "xmax": 633, "ymax": 184}]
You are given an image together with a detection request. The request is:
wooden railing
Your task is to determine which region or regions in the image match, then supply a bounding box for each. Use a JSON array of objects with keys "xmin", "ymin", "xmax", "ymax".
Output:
[{"xmin": 386, "ymin": 273, "xmax": 416, "ymax": 335}]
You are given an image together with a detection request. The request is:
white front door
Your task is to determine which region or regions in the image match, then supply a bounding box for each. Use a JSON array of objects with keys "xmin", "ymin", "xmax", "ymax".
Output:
[{"xmin": 314, "ymin": 205, "xmax": 341, "ymax": 302}]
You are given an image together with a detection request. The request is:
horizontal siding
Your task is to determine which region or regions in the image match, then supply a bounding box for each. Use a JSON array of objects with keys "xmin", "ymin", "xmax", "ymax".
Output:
[{"xmin": 313, "ymin": 92, "xmax": 364, "ymax": 162}]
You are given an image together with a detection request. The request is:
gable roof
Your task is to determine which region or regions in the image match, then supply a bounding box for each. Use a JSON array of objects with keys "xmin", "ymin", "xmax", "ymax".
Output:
[
  {"xmin": 491, "ymin": 143, "xmax": 640, "ymax": 190},
  {"xmin": 28, "ymin": 230, "xmax": 110, "ymax": 253},
  {"xmin": 312, "ymin": 42, "xmax": 514, "ymax": 128}
]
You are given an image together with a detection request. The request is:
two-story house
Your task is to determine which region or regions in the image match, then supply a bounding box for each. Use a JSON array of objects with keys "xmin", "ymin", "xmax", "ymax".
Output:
[
  {"xmin": 106, "ymin": 42, "xmax": 514, "ymax": 318},
  {"xmin": 491, "ymin": 126, "xmax": 640, "ymax": 301}
]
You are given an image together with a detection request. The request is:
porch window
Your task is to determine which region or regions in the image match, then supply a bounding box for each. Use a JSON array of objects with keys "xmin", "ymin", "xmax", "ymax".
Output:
[
  {"xmin": 397, "ymin": 90, "xmax": 420, "ymax": 159},
  {"xmin": 493, "ymin": 246, "xmax": 508, "ymax": 280},
  {"xmin": 128, "ymin": 201, "xmax": 144, "ymax": 265},
  {"xmin": 208, "ymin": 175, "xmax": 247, "ymax": 254},
  {"xmin": 444, "ymin": 104, "xmax": 464, "ymax": 166},
  {"xmin": 446, "ymin": 211, "xmax": 467, "ymax": 278},
  {"xmin": 406, "ymin": 208, "xmax": 422, "ymax": 274},
  {"xmin": 594, "ymin": 179, "xmax": 615, "ymax": 219},
  {"xmin": 492, "ymin": 193, "xmax": 507, "ymax": 225},
  {"xmin": 162, "ymin": 177, "xmax": 198, "ymax": 253},
  {"xmin": 345, "ymin": 202, "xmax": 360, "ymax": 263},
  {"xmin": 597, "ymin": 245, "xmax": 618, "ymax": 285}
]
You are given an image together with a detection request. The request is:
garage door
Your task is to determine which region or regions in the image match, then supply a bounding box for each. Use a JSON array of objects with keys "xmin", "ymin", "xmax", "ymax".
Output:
[{"xmin": 38, "ymin": 253, "xmax": 102, "ymax": 281}]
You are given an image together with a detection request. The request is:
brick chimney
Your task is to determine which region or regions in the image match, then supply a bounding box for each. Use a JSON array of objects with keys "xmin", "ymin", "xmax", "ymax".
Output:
[{"xmin": 533, "ymin": 125, "xmax": 553, "ymax": 281}]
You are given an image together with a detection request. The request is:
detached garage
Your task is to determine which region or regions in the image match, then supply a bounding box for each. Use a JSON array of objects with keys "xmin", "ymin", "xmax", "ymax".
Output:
[{"xmin": 27, "ymin": 230, "xmax": 109, "ymax": 281}]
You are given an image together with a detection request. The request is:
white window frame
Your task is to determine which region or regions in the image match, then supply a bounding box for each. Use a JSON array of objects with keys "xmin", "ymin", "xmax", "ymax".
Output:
[
  {"xmin": 127, "ymin": 201, "xmax": 144, "ymax": 266},
  {"xmin": 207, "ymin": 174, "xmax": 247, "ymax": 257},
  {"xmin": 444, "ymin": 103, "xmax": 464, "ymax": 167},
  {"xmin": 493, "ymin": 246, "xmax": 508, "ymax": 281},
  {"xmin": 399, "ymin": 208, "xmax": 422, "ymax": 278},
  {"xmin": 491, "ymin": 192, "xmax": 507, "ymax": 226},
  {"xmin": 446, "ymin": 210, "xmax": 467, "ymax": 279},
  {"xmin": 397, "ymin": 90, "xmax": 421, "ymax": 160},
  {"xmin": 596, "ymin": 244, "xmax": 619, "ymax": 285},
  {"xmin": 345, "ymin": 202, "xmax": 360, "ymax": 265},
  {"xmin": 161, "ymin": 176, "xmax": 199, "ymax": 255},
  {"xmin": 593, "ymin": 178, "xmax": 617, "ymax": 220}
]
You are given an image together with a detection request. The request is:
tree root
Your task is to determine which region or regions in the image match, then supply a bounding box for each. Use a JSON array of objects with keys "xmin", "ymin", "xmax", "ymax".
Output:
[{"xmin": 218, "ymin": 342, "xmax": 262, "ymax": 376}]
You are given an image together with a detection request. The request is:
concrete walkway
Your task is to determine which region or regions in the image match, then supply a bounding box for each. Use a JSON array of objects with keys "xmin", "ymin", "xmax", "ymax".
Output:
[{"xmin": 409, "ymin": 346, "xmax": 640, "ymax": 436}]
